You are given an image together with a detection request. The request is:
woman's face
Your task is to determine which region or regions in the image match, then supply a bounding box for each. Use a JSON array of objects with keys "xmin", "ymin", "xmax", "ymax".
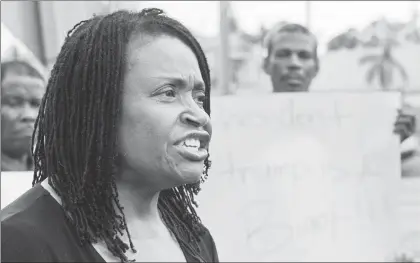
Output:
[{"xmin": 119, "ymin": 35, "xmax": 212, "ymax": 190}]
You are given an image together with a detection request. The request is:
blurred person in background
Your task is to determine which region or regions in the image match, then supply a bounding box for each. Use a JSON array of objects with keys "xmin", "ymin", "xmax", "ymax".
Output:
[
  {"xmin": 399, "ymin": 105, "xmax": 420, "ymax": 178},
  {"xmin": 1, "ymin": 8, "xmax": 218, "ymax": 263},
  {"xmin": 1, "ymin": 60, "xmax": 46, "ymax": 171},
  {"xmin": 262, "ymin": 22, "xmax": 420, "ymax": 178},
  {"xmin": 262, "ymin": 23, "xmax": 318, "ymax": 93}
]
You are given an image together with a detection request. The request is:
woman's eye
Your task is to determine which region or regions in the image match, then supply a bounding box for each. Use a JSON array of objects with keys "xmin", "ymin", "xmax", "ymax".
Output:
[
  {"xmin": 163, "ymin": 89, "xmax": 176, "ymax": 97},
  {"xmin": 154, "ymin": 86, "xmax": 177, "ymax": 99},
  {"xmin": 195, "ymin": 93, "xmax": 206, "ymax": 106}
]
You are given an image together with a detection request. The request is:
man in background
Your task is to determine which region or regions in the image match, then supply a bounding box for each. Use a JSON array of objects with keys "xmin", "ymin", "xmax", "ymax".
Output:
[
  {"xmin": 1, "ymin": 60, "xmax": 46, "ymax": 171},
  {"xmin": 262, "ymin": 22, "xmax": 420, "ymax": 177},
  {"xmin": 263, "ymin": 22, "xmax": 318, "ymax": 93}
]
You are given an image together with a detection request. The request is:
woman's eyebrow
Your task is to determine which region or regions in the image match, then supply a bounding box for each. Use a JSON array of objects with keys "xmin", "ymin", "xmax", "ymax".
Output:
[{"xmin": 157, "ymin": 75, "xmax": 205, "ymax": 90}]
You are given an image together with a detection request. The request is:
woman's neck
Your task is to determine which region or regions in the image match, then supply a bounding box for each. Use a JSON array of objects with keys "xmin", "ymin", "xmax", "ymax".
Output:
[
  {"xmin": 115, "ymin": 180, "xmax": 161, "ymax": 223},
  {"xmin": 117, "ymin": 181, "xmax": 170, "ymax": 239}
]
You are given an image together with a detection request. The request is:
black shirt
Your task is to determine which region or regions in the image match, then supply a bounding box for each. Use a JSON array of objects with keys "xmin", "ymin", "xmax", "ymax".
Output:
[{"xmin": 1, "ymin": 184, "xmax": 219, "ymax": 262}]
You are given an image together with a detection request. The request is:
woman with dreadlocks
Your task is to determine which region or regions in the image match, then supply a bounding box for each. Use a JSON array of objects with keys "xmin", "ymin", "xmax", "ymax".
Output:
[{"xmin": 1, "ymin": 8, "xmax": 218, "ymax": 263}]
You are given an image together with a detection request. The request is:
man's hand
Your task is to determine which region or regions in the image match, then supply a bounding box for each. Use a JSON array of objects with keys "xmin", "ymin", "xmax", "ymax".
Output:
[{"xmin": 394, "ymin": 109, "xmax": 416, "ymax": 143}]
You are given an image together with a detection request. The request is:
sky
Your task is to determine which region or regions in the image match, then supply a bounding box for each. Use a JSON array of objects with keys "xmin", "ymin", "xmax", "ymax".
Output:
[
  {"xmin": 3, "ymin": 1, "xmax": 418, "ymax": 57},
  {"xmin": 137, "ymin": 1, "xmax": 419, "ymax": 54}
]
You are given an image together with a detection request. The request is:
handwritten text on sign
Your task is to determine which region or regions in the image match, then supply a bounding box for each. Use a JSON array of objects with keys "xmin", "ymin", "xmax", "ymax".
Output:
[{"xmin": 197, "ymin": 93, "xmax": 401, "ymax": 262}]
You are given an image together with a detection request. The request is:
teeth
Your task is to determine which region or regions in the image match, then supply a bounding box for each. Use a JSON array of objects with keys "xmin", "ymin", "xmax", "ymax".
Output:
[{"xmin": 183, "ymin": 138, "xmax": 200, "ymax": 148}]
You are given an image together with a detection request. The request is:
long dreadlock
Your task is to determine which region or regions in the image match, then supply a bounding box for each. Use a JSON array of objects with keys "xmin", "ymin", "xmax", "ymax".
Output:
[{"xmin": 31, "ymin": 9, "xmax": 212, "ymax": 262}]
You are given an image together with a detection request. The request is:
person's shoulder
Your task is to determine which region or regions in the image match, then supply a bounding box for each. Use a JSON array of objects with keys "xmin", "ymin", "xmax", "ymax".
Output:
[
  {"xmin": 1, "ymin": 184, "xmax": 57, "ymax": 242},
  {"xmin": 197, "ymin": 223, "xmax": 219, "ymax": 262},
  {"xmin": 1, "ymin": 209, "xmax": 54, "ymax": 262},
  {"xmin": 1, "ymin": 184, "xmax": 48, "ymax": 221},
  {"xmin": 1, "ymin": 185, "xmax": 60, "ymax": 262},
  {"xmin": 2, "ymin": 214, "xmax": 40, "ymax": 246},
  {"xmin": 1, "ymin": 184, "xmax": 47, "ymax": 231}
]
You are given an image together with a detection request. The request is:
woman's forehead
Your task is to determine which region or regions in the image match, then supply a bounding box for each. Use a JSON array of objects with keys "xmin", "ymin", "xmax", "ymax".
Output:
[{"xmin": 126, "ymin": 35, "xmax": 203, "ymax": 81}]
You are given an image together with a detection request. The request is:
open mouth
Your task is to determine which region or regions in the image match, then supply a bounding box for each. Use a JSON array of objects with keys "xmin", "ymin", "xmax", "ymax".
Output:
[
  {"xmin": 176, "ymin": 133, "xmax": 210, "ymax": 161},
  {"xmin": 182, "ymin": 137, "xmax": 204, "ymax": 149}
]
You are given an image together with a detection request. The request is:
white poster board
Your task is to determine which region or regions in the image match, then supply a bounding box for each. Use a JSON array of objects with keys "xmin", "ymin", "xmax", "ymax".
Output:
[{"xmin": 197, "ymin": 92, "xmax": 402, "ymax": 262}]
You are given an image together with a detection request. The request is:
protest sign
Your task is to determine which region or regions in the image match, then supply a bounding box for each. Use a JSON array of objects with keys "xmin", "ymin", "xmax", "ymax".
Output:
[{"xmin": 197, "ymin": 92, "xmax": 401, "ymax": 262}]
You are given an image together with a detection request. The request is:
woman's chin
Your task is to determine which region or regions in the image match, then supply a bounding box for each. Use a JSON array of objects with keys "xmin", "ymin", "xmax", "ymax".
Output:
[
  {"xmin": 182, "ymin": 172, "xmax": 202, "ymax": 184},
  {"xmin": 176, "ymin": 168, "xmax": 203, "ymax": 185}
]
